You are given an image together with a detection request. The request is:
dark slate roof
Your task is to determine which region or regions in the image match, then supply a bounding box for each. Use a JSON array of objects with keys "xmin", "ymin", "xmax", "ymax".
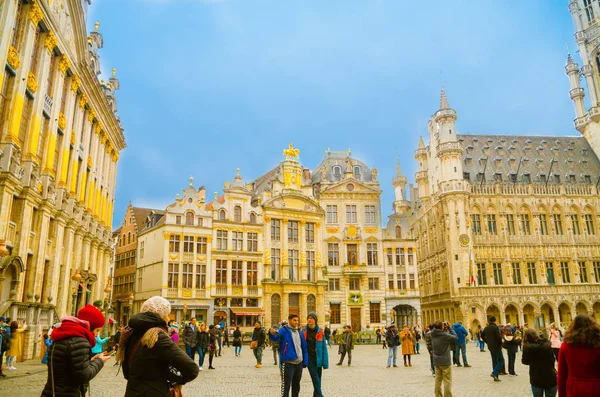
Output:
[{"xmin": 311, "ymin": 150, "xmax": 373, "ymax": 184}]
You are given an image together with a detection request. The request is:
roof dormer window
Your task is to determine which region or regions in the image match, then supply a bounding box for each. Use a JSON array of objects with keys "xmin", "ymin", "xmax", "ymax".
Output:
[
  {"xmin": 332, "ymin": 165, "xmax": 342, "ymax": 178},
  {"xmin": 353, "ymin": 166, "xmax": 361, "ymax": 180}
]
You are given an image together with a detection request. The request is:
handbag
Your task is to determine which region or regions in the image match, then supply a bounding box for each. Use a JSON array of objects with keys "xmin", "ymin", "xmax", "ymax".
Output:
[{"xmin": 250, "ymin": 340, "xmax": 258, "ymax": 350}]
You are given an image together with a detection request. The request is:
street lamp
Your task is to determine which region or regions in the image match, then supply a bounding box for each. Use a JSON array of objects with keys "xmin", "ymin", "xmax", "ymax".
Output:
[{"xmin": 71, "ymin": 287, "xmax": 78, "ymax": 316}]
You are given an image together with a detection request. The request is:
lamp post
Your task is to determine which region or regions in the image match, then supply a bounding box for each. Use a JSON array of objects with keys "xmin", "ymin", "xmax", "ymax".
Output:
[
  {"xmin": 71, "ymin": 270, "xmax": 82, "ymax": 315},
  {"xmin": 128, "ymin": 292, "xmax": 134, "ymax": 317},
  {"xmin": 183, "ymin": 303, "xmax": 188, "ymax": 322}
]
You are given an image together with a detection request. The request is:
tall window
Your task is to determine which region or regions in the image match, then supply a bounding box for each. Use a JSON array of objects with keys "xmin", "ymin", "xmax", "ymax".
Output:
[
  {"xmin": 216, "ymin": 230, "xmax": 228, "ymax": 250},
  {"xmin": 407, "ymin": 248, "xmax": 414, "ymax": 265},
  {"xmin": 594, "ymin": 261, "xmax": 600, "ymax": 283},
  {"xmin": 182, "ymin": 263, "xmax": 193, "ymax": 288},
  {"xmin": 328, "ymin": 278, "xmax": 340, "ymax": 291},
  {"xmin": 232, "ymin": 231, "xmax": 243, "ymax": 251},
  {"xmin": 216, "ymin": 260, "xmax": 227, "ymax": 285},
  {"xmin": 185, "ymin": 212, "xmax": 194, "ymax": 225},
  {"xmin": 234, "ymin": 205, "xmax": 242, "ymax": 222},
  {"xmin": 546, "ymin": 262, "xmax": 555, "ymax": 285},
  {"xmin": 386, "ymin": 248, "xmax": 392, "ymax": 266},
  {"xmin": 520, "ymin": 214, "xmax": 531, "ymax": 235},
  {"xmin": 396, "ymin": 248, "xmax": 404, "ymax": 266},
  {"xmin": 538, "ymin": 214, "xmax": 548, "ymax": 235},
  {"xmin": 326, "ymin": 205, "xmax": 338, "ymax": 223},
  {"xmin": 247, "ymin": 232, "xmax": 258, "ymax": 252},
  {"xmin": 511, "ymin": 263, "xmax": 522, "ymax": 284},
  {"xmin": 231, "ymin": 261, "xmax": 242, "ymax": 285},
  {"xmin": 196, "ymin": 264, "xmax": 206, "ymax": 289},
  {"xmin": 397, "ymin": 273, "xmax": 406, "ymax": 289},
  {"xmin": 249, "ymin": 213, "xmax": 257, "ymax": 223},
  {"xmin": 560, "ymin": 262, "xmax": 570, "ymax": 284},
  {"xmin": 395, "ymin": 226, "xmax": 402, "ymax": 238},
  {"xmin": 346, "ymin": 205, "xmax": 357, "ymax": 224},
  {"xmin": 270, "ymin": 219, "xmax": 281, "ymax": 241},
  {"xmin": 584, "ymin": 0, "xmax": 595, "ymax": 22},
  {"xmin": 492, "ymin": 263, "xmax": 503, "ymax": 285},
  {"xmin": 196, "ymin": 237, "xmax": 207, "ymax": 254},
  {"xmin": 288, "ymin": 221, "xmax": 299, "ymax": 242},
  {"xmin": 584, "ymin": 214, "xmax": 595, "ymax": 235},
  {"xmin": 365, "ymin": 205, "xmax": 376, "ymax": 224},
  {"xmin": 305, "ymin": 223, "xmax": 315, "ymax": 243},
  {"xmin": 307, "ymin": 295, "xmax": 316, "ymax": 314},
  {"xmin": 471, "ymin": 215, "xmax": 481, "ymax": 235},
  {"xmin": 197, "ymin": 217, "xmax": 203, "ymax": 226},
  {"xmin": 553, "ymin": 214, "xmax": 563, "ymax": 235},
  {"xmin": 368, "ymin": 278, "xmax": 379, "ymax": 290},
  {"xmin": 506, "ymin": 214, "xmax": 516, "ymax": 235},
  {"xmin": 168, "ymin": 263, "xmax": 179, "ymax": 288},
  {"xmin": 579, "ymin": 261, "xmax": 588, "ymax": 283},
  {"xmin": 271, "ymin": 294, "xmax": 281, "ymax": 325},
  {"xmin": 330, "ymin": 303, "xmax": 341, "ymax": 324},
  {"xmin": 175, "ymin": 215, "xmax": 182, "ymax": 225},
  {"xmin": 369, "ymin": 302, "xmax": 381, "ymax": 323},
  {"xmin": 367, "ymin": 243, "xmax": 378, "ymax": 266},
  {"xmin": 476, "ymin": 263, "xmax": 487, "ymax": 286},
  {"xmin": 347, "ymin": 244, "xmax": 358, "ymax": 265},
  {"xmin": 140, "ymin": 241, "xmax": 145, "ymax": 259},
  {"xmin": 571, "ymin": 214, "xmax": 581, "ymax": 235},
  {"xmin": 349, "ymin": 277, "xmax": 360, "ymax": 290},
  {"xmin": 271, "ymin": 248, "xmax": 281, "ymax": 280},
  {"xmin": 288, "ymin": 249, "xmax": 299, "ymax": 281},
  {"xmin": 527, "ymin": 262, "xmax": 537, "ymax": 284},
  {"xmin": 328, "ymin": 243, "xmax": 339, "ymax": 266},
  {"xmin": 409, "ymin": 273, "xmax": 416, "ymax": 289},
  {"xmin": 169, "ymin": 235, "xmax": 180, "ymax": 252},
  {"xmin": 306, "ymin": 251, "xmax": 316, "ymax": 281},
  {"xmin": 219, "ymin": 209, "xmax": 226, "ymax": 220},
  {"xmin": 487, "ymin": 214, "xmax": 497, "ymax": 235},
  {"xmin": 388, "ymin": 274, "xmax": 394, "ymax": 289},
  {"xmin": 247, "ymin": 261, "xmax": 258, "ymax": 286},
  {"xmin": 183, "ymin": 236, "xmax": 194, "ymax": 253}
]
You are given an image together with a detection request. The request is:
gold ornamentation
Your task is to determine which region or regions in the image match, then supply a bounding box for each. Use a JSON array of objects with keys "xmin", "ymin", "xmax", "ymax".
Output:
[
  {"xmin": 458, "ymin": 234, "xmax": 470, "ymax": 247},
  {"xmin": 71, "ymin": 75, "xmax": 81, "ymax": 93},
  {"xmin": 87, "ymin": 108, "xmax": 96, "ymax": 123},
  {"xmin": 169, "ymin": 253, "xmax": 179, "ymax": 260},
  {"xmin": 7, "ymin": 46, "xmax": 20, "ymax": 69},
  {"xmin": 164, "ymin": 232, "xmax": 171, "ymax": 241},
  {"xmin": 70, "ymin": 130, "xmax": 76, "ymax": 146},
  {"xmin": 95, "ymin": 21, "xmax": 100, "ymax": 32},
  {"xmin": 44, "ymin": 31, "xmax": 58, "ymax": 53},
  {"xmin": 347, "ymin": 225, "xmax": 357, "ymax": 238},
  {"xmin": 364, "ymin": 227, "xmax": 378, "ymax": 234},
  {"xmin": 27, "ymin": 71, "xmax": 37, "ymax": 93},
  {"xmin": 79, "ymin": 93, "xmax": 88, "ymax": 109},
  {"xmin": 95, "ymin": 122, "xmax": 102, "ymax": 134},
  {"xmin": 283, "ymin": 142, "xmax": 300, "ymax": 159},
  {"xmin": 58, "ymin": 112, "xmax": 66, "ymax": 130},
  {"xmin": 58, "ymin": 54, "xmax": 70, "ymax": 75},
  {"xmin": 87, "ymin": 156, "xmax": 92, "ymax": 169},
  {"xmin": 112, "ymin": 68, "xmax": 117, "ymax": 78},
  {"xmin": 28, "ymin": 2, "xmax": 44, "ymax": 25},
  {"xmin": 326, "ymin": 227, "xmax": 339, "ymax": 233}
]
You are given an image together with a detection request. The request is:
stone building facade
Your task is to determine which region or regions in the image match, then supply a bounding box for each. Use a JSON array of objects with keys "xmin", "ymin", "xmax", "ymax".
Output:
[{"xmin": 0, "ymin": 0, "xmax": 125, "ymax": 361}]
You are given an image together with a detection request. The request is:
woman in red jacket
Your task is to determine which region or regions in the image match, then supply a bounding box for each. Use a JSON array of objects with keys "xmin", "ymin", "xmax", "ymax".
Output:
[{"xmin": 557, "ymin": 314, "xmax": 600, "ymax": 397}]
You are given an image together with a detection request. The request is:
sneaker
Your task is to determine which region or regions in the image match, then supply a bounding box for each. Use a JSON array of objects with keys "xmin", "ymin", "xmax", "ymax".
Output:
[
  {"xmin": 464, "ymin": 364, "xmax": 471, "ymax": 368},
  {"xmin": 456, "ymin": 364, "xmax": 462, "ymax": 367},
  {"xmin": 336, "ymin": 363, "xmax": 342, "ymax": 366}
]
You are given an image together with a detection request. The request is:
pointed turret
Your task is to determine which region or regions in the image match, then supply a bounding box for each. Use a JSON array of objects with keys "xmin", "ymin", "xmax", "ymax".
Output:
[
  {"xmin": 440, "ymin": 87, "xmax": 449, "ymax": 109},
  {"xmin": 392, "ymin": 156, "xmax": 410, "ymax": 215},
  {"xmin": 566, "ymin": 51, "xmax": 586, "ymax": 119}
]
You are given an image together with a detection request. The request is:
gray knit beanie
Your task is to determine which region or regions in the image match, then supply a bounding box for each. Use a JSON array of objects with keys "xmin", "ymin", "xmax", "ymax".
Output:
[
  {"xmin": 140, "ymin": 296, "xmax": 171, "ymax": 319},
  {"xmin": 307, "ymin": 311, "xmax": 318, "ymax": 323}
]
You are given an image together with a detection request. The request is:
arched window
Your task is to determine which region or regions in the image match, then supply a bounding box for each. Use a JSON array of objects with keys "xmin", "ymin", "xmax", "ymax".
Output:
[
  {"xmin": 271, "ymin": 294, "xmax": 281, "ymax": 325},
  {"xmin": 185, "ymin": 211, "xmax": 194, "ymax": 226},
  {"xmin": 234, "ymin": 205, "xmax": 242, "ymax": 223},
  {"xmin": 332, "ymin": 166, "xmax": 342, "ymax": 178},
  {"xmin": 127, "ymin": 232, "xmax": 131, "ymax": 244},
  {"xmin": 353, "ymin": 166, "xmax": 361, "ymax": 180},
  {"xmin": 249, "ymin": 212, "xmax": 256, "ymax": 223},
  {"xmin": 218, "ymin": 209, "xmax": 226, "ymax": 220},
  {"xmin": 395, "ymin": 225, "xmax": 402, "ymax": 238},
  {"xmin": 307, "ymin": 294, "xmax": 316, "ymax": 314}
]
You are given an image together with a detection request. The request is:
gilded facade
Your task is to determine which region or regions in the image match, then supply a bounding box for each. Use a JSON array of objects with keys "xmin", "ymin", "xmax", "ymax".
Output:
[{"xmin": 0, "ymin": 0, "xmax": 125, "ymax": 361}]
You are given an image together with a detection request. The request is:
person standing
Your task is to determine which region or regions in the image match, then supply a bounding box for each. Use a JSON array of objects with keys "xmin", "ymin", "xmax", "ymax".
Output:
[
  {"xmin": 557, "ymin": 314, "xmax": 600, "ymax": 397},
  {"xmin": 331, "ymin": 329, "xmax": 338, "ymax": 346},
  {"xmin": 482, "ymin": 316, "xmax": 504, "ymax": 381},
  {"xmin": 90, "ymin": 328, "xmax": 109, "ymax": 357},
  {"xmin": 431, "ymin": 320, "xmax": 458, "ymax": 397},
  {"xmin": 375, "ymin": 327, "xmax": 382, "ymax": 346},
  {"xmin": 207, "ymin": 325, "xmax": 217, "ymax": 369},
  {"xmin": 269, "ymin": 314, "xmax": 308, "ymax": 397},
  {"xmin": 302, "ymin": 312, "xmax": 328, "ymax": 397},
  {"xmin": 197, "ymin": 323, "xmax": 209, "ymax": 370},
  {"xmin": 272, "ymin": 322, "xmax": 284, "ymax": 366},
  {"xmin": 41, "ymin": 334, "xmax": 52, "ymax": 365},
  {"xmin": 324, "ymin": 325, "xmax": 331, "ymax": 348},
  {"xmin": 400, "ymin": 324, "xmax": 414, "ymax": 367},
  {"xmin": 169, "ymin": 324, "xmax": 179, "ymax": 344},
  {"xmin": 232, "ymin": 325, "xmax": 242, "ymax": 357},
  {"xmin": 522, "ymin": 328, "xmax": 557, "ymax": 397},
  {"xmin": 476, "ymin": 324, "xmax": 485, "ymax": 352},
  {"xmin": 424, "ymin": 325, "xmax": 436, "ymax": 376},
  {"xmin": 385, "ymin": 324, "xmax": 399, "ymax": 368},
  {"xmin": 452, "ymin": 321, "xmax": 470, "ymax": 367},
  {"xmin": 502, "ymin": 328, "xmax": 519, "ymax": 376},
  {"xmin": 414, "ymin": 327, "xmax": 421, "ymax": 354},
  {"xmin": 251, "ymin": 321, "xmax": 265, "ymax": 368},
  {"xmin": 223, "ymin": 325, "xmax": 230, "ymax": 348},
  {"xmin": 215, "ymin": 325, "xmax": 223, "ymax": 357},
  {"xmin": 336, "ymin": 325, "xmax": 354, "ymax": 366},
  {"xmin": 182, "ymin": 318, "xmax": 198, "ymax": 360},
  {"xmin": 548, "ymin": 325, "xmax": 562, "ymax": 362},
  {"xmin": 0, "ymin": 317, "xmax": 9, "ymax": 377},
  {"xmin": 5, "ymin": 321, "xmax": 26, "ymax": 370}
]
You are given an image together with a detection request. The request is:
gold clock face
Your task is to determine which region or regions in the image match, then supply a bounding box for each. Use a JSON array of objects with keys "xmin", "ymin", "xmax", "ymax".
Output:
[{"xmin": 458, "ymin": 234, "xmax": 470, "ymax": 247}]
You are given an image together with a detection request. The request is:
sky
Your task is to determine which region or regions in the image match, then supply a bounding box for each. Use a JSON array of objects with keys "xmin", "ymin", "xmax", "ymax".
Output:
[{"xmin": 86, "ymin": 0, "xmax": 580, "ymax": 229}]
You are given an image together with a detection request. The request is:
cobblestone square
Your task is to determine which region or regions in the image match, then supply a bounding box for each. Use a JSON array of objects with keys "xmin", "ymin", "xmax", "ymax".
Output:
[{"xmin": 0, "ymin": 343, "xmax": 534, "ymax": 396}]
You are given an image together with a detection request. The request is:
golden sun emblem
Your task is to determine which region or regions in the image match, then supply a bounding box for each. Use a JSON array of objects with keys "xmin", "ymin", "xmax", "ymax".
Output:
[
  {"xmin": 283, "ymin": 142, "xmax": 300, "ymax": 159},
  {"xmin": 458, "ymin": 234, "xmax": 470, "ymax": 247}
]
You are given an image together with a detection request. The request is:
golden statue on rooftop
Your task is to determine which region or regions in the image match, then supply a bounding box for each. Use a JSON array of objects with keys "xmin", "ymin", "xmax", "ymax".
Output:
[{"xmin": 283, "ymin": 142, "xmax": 300, "ymax": 159}]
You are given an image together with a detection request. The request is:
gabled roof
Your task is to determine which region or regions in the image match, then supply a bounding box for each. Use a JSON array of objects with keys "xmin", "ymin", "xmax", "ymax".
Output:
[{"xmin": 131, "ymin": 207, "xmax": 163, "ymax": 233}]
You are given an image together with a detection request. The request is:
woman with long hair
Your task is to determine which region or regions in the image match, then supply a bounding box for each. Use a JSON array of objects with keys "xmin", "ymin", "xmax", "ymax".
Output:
[
  {"xmin": 522, "ymin": 328, "xmax": 557, "ymax": 397},
  {"xmin": 557, "ymin": 314, "xmax": 600, "ymax": 397},
  {"xmin": 502, "ymin": 328, "xmax": 519, "ymax": 376},
  {"xmin": 232, "ymin": 326, "xmax": 242, "ymax": 356},
  {"xmin": 196, "ymin": 323, "xmax": 209, "ymax": 370},
  {"xmin": 548, "ymin": 324, "xmax": 562, "ymax": 362},
  {"xmin": 207, "ymin": 324, "xmax": 217, "ymax": 369}
]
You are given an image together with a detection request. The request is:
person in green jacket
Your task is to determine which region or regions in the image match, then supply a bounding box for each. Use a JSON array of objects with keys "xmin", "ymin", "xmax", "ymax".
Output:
[{"xmin": 302, "ymin": 312, "xmax": 328, "ymax": 397}]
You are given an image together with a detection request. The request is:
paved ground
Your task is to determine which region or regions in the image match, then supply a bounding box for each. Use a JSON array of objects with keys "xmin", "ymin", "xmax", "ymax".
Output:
[{"xmin": 0, "ymin": 342, "xmax": 533, "ymax": 396}]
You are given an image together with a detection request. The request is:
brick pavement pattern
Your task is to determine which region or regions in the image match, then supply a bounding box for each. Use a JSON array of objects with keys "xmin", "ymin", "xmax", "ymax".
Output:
[{"xmin": 0, "ymin": 343, "xmax": 534, "ymax": 396}]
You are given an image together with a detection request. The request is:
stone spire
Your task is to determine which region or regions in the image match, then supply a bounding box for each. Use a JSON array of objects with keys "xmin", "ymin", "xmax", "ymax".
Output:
[
  {"xmin": 418, "ymin": 135, "xmax": 425, "ymax": 149},
  {"xmin": 392, "ymin": 149, "xmax": 409, "ymax": 214},
  {"xmin": 440, "ymin": 87, "xmax": 449, "ymax": 109}
]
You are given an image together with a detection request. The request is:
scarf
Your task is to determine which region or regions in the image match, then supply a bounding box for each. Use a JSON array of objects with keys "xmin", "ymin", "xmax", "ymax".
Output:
[{"xmin": 51, "ymin": 317, "xmax": 96, "ymax": 347}]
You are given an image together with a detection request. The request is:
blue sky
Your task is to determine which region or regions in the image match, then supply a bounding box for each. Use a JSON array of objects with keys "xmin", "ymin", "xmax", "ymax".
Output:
[{"xmin": 88, "ymin": 0, "xmax": 579, "ymax": 229}]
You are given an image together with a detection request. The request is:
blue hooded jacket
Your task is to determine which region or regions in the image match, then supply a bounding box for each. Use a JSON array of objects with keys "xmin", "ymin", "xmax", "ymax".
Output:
[
  {"xmin": 452, "ymin": 323, "xmax": 468, "ymax": 344},
  {"xmin": 301, "ymin": 325, "xmax": 329, "ymax": 369},
  {"xmin": 269, "ymin": 325, "xmax": 308, "ymax": 366}
]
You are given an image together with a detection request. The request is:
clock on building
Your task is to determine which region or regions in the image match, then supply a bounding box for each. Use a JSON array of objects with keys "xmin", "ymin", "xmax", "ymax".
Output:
[{"xmin": 458, "ymin": 234, "xmax": 470, "ymax": 247}]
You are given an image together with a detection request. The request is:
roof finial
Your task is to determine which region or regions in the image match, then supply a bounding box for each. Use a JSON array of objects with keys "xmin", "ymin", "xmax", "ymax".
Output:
[
  {"xmin": 112, "ymin": 68, "xmax": 117, "ymax": 78},
  {"xmin": 440, "ymin": 70, "xmax": 450, "ymax": 109},
  {"xmin": 95, "ymin": 21, "xmax": 100, "ymax": 32},
  {"xmin": 395, "ymin": 147, "xmax": 402, "ymax": 176},
  {"xmin": 236, "ymin": 167, "xmax": 241, "ymax": 176},
  {"xmin": 418, "ymin": 135, "xmax": 425, "ymax": 148},
  {"xmin": 189, "ymin": 175, "xmax": 194, "ymax": 187}
]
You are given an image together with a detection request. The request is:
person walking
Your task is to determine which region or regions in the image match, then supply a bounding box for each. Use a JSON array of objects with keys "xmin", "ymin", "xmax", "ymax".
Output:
[
  {"xmin": 215, "ymin": 325, "xmax": 223, "ymax": 357},
  {"xmin": 331, "ymin": 329, "xmax": 338, "ymax": 346},
  {"xmin": 476, "ymin": 324, "xmax": 486, "ymax": 352},
  {"xmin": 375, "ymin": 327, "xmax": 382, "ymax": 346},
  {"xmin": 207, "ymin": 325, "xmax": 217, "ymax": 369},
  {"xmin": 324, "ymin": 325, "xmax": 331, "ymax": 348},
  {"xmin": 182, "ymin": 318, "xmax": 198, "ymax": 360},
  {"xmin": 548, "ymin": 324, "xmax": 562, "ymax": 362},
  {"xmin": 452, "ymin": 321, "xmax": 470, "ymax": 367},
  {"xmin": 302, "ymin": 312, "xmax": 328, "ymax": 397},
  {"xmin": 0, "ymin": 317, "xmax": 9, "ymax": 377},
  {"xmin": 117, "ymin": 296, "xmax": 199, "ymax": 397},
  {"xmin": 557, "ymin": 314, "xmax": 600, "ymax": 397},
  {"xmin": 269, "ymin": 314, "xmax": 308, "ymax": 397},
  {"xmin": 251, "ymin": 321, "xmax": 265, "ymax": 368},
  {"xmin": 400, "ymin": 324, "xmax": 414, "ymax": 367},
  {"xmin": 272, "ymin": 322, "xmax": 284, "ymax": 366},
  {"xmin": 41, "ymin": 305, "xmax": 111, "ymax": 396},
  {"xmin": 41, "ymin": 334, "xmax": 52, "ymax": 365},
  {"xmin": 502, "ymin": 328, "xmax": 519, "ymax": 376},
  {"xmin": 385, "ymin": 324, "xmax": 400, "ymax": 368},
  {"xmin": 232, "ymin": 325, "xmax": 242, "ymax": 357},
  {"xmin": 414, "ymin": 327, "xmax": 421, "ymax": 354},
  {"xmin": 336, "ymin": 325, "xmax": 354, "ymax": 366},
  {"xmin": 223, "ymin": 325, "xmax": 230, "ymax": 348},
  {"xmin": 424, "ymin": 325, "xmax": 436, "ymax": 376},
  {"xmin": 197, "ymin": 323, "xmax": 210, "ymax": 370},
  {"xmin": 431, "ymin": 320, "xmax": 458, "ymax": 397},
  {"xmin": 522, "ymin": 328, "xmax": 557, "ymax": 397},
  {"xmin": 482, "ymin": 316, "xmax": 505, "ymax": 381}
]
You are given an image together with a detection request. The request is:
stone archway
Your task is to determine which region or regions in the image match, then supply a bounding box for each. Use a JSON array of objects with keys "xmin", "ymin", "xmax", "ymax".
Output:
[
  {"xmin": 576, "ymin": 302, "xmax": 589, "ymax": 315},
  {"xmin": 486, "ymin": 304, "xmax": 501, "ymax": 323},
  {"xmin": 394, "ymin": 304, "xmax": 418, "ymax": 327},
  {"xmin": 523, "ymin": 304, "xmax": 535, "ymax": 328},
  {"xmin": 540, "ymin": 303, "xmax": 555, "ymax": 328},
  {"xmin": 505, "ymin": 304, "xmax": 519, "ymax": 326},
  {"xmin": 593, "ymin": 302, "xmax": 600, "ymax": 322},
  {"xmin": 0, "ymin": 256, "xmax": 24, "ymax": 302},
  {"xmin": 558, "ymin": 303, "xmax": 572, "ymax": 327}
]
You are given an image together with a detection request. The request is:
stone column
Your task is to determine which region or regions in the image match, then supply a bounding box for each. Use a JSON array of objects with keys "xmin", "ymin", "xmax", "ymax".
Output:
[
  {"xmin": 57, "ymin": 225, "xmax": 76, "ymax": 317},
  {"xmin": 32, "ymin": 209, "xmax": 51, "ymax": 298},
  {"xmin": 281, "ymin": 219, "xmax": 289, "ymax": 280}
]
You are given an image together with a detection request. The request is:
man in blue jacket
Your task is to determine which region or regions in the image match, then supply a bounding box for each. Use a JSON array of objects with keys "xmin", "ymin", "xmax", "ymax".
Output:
[
  {"xmin": 453, "ymin": 321, "xmax": 471, "ymax": 367},
  {"xmin": 270, "ymin": 314, "xmax": 308, "ymax": 397},
  {"xmin": 302, "ymin": 312, "xmax": 328, "ymax": 397}
]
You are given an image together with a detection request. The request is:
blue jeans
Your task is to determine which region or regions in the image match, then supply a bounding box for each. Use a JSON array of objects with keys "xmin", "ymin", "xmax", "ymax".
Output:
[
  {"xmin": 197, "ymin": 347, "xmax": 205, "ymax": 367},
  {"xmin": 253, "ymin": 346, "xmax": 263, "ymax": 364},
  {"xmin": 282, "ymin": 362, "xmax": 303, "ymax": 397},
  {"xmin": 307, "ymin": 360, "xmax": 323, "ymax": 397},
  {"xmin": 478, "ymin": 340, "xmax": 486, "ymax": 350},
  {"xmin": 235, "ymin": 346, "xmax": 242, "ymax": 355},
  {"xmin": 531, "ymin": 385, "xmax": 557, "ymax": 397},
  {"xmin": 490, "ymin": 348, "xmax": 505, "ymax": 377},
  {"xmin": 455, "ymin": 342, "xmax": 468, "ymax": 365},
  {"xmin": 185, "ymin": 344, "xmax": 196, "ymax": 360},
  {"xmin": 387, "ymin": 346, "xmax": 398, "ymax": 366}
]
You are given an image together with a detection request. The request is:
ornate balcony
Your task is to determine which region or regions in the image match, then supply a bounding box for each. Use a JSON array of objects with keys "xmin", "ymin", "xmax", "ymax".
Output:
[{"xmin": 342, "ymin": 263, "xmax": 367, "ymax": 275}]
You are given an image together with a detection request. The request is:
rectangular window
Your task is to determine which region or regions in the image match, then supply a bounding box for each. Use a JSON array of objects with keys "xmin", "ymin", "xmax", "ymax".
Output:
[
  {"xmin": 175, "ymin": 215, "xmax": 181, "ymax": 225},
  {"xmin": 216, "ymin": 230, "xmax": 228, "ymax": 250},
  {"xmin": 511, "ymin": 263, "xmax": 522, "ymax": 284},
  {"xmin": 346, "ymin": 205, "xmax": 357, "ymax": 224},
  {"xmin": 553, "ymin": 214, "xmax": 563, "ymax": 235},
  {"xmin": 560, "ymin": 262, "xmax": 570, "ymax": 284},
  {"xmin": 349, "ymin": 277, "xmax": 360, "ymax": 290},
  {"xmin": 579, "ymin": 261, "xmax": 588, "ymax": 283},
  {"xmin": 527, "ymin": 262, "xmax": 537, "ymax": 284},
  {"xmin": 523, "ymin": 173, "xmax": 531, "ymax": 183},
  {"xmin": 397, "ymin": 273, "xmax": 406, "ymax": 290},
  {"xmin": 487, "ymin": 214, "xmax": 497, "ymax": 235},
  {"xmin": 306, "ymin": 251, "xmax": 316, "ymax": 282},
  {"xmin": 288, "ymin": 220, "xmax": 299, "ymax": 243},
  {"xmin": 386, "ymin": 248, "xmax": 393, "ymax": 266},
  {"xmin": 506, "ymin": 214, "xmax": 516, "ymax": 235},
  {"xmin": 492, "ymin": 263, "xmax": 503, "ymax": 285},
  {"xmin": 328, "ymin": 278, "xmax": 340, "ymax": 291},
  {"xmin": 584, "ymin": 214, "xmax": 595, "ymax": 235},
  {"xmin": 168, "ymin": 262, "xmax": 179, "ymax": 288},
  {"xmin": 197, "ymin": 217, "xmax": 203, "ymax": 227},
  {"xmin": 247, "ymin": 232, "xmax": 258, "ymax": 253},
  {"xmin": 327, "ymin": 243, "xmax": 339, "ymax": 266},
  {"xmin": 271, "ymin": 249, "xmax": 281, "ymax": 281},
  {"xmin": 326, "ymin": 205, "xmax": 338, "ymax": 224},
  {"xmin": 471, "ymin": 215, "xmax": 481, "ymax": 235},
  {"xmin": 288, "ymin": 249, "xmax": 299, "ymax": 281},
  {"xmin": 388, "ymin": 274, "xmax": 394, "ymax": 289},
  {"xmin": 368, "ymin": 277, "xmax": 380, "ymax": 290},
  {"xmin": 270, "ymin": 219, "xmax": 281, "ymax": 241},
  {"xmin": 585, "ymin": 0, "xmax": 595, "ymax": 22},
  {"xmin": 593, "ymin": 261, "xmax": 600, "ymax": 283},
  {"xmin": 538, "ymin": 214, "xmax": 548, "ymax": 235},
  {"xmin": 169, "ymin": 235, "xmax": 180, "ymax": 252},
  {"xmin": 183, "ymin": 236, "xmax": 194, "ymax": 253},
  {"xmin": 305, "ymin": 223, "xmax": 315, "ymax": 243},
  {"xmin": 546, "ymin": 262, "xmax": 555, "ymax": 285},
  {"xmin": 247, "ymin": 261, "xmax": 258, "ymax": 286},
  {"xmin": 232, "ymin": 231, "xmax": 243, "ymax": 251},
  {"xmin": 196, "ymin": 237, "xmax": 207, "ymax": 254},
  {"xmin": 520, "ymin": 214, "xmax": 531, "ymax": 235},
  {"xmin": 196, "ymin": 264, "xmax": 206, "ymax": 289},
  {"xmin": 369, "ymin": 303, "xmax": 381, "ymax": 323},
  {"xmin": 409, "ymin": 273, "xmax": 416, "ymax": 289},
  {"xmin": 476, "ymin": 263, "xmax": 487, "ymax": 286},
  {"xmin": 365, "ymin": 205, "xmax": 376, "ymax": 224},
  {"xmin": 407, "ymin": 248, "xmax": 414, "ymax": 265},
  {"xmin": 182, "ymin": 263, "xmax": 193, "ymax": 288},
  {"xmin": 330, "ymin": 303, "xmax": 341, "ymax": 324},
  {"xmin": 140, "ymin": 241, "xmax": 145, "ymax": 259},
  {"xmin": 396, "ymin": 248, "xmax": 404, "ymax": 266},
  {"xmin": 571, "ymin": 215, "xmax": 581, "ymax": 235},
  {"xmin": 231, "ymin": 260, "xmax": 243, "ymax": 285},
  {"xmin": 347, "ymin": 244, "xmax": 358, "ymax": 265},
  {"xmin": 216, "ymin": 260, "xmax": 227, "ymax": 285},
  {"xmin": 367, "ymin": 243, "xmax": 378, "ymax": 266}
]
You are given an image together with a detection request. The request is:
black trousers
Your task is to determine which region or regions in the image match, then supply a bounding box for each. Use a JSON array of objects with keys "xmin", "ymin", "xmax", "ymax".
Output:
[
  {"xmin": 281, "ymin": 362, "xmax": 303, "ymax": 397},
  {"xmin": 338, "ymin": 350, "xmax": 352, "ymax": 364},
  {"xmin": 507, "ymin": 352, "xmax": 516, "ymax": 375}
]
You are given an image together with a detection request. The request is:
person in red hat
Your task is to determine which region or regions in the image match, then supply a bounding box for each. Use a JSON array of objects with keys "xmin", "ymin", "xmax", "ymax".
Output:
[{"xmin": 40, "ymin": 304, "xmax": 111, "ymax": 397}]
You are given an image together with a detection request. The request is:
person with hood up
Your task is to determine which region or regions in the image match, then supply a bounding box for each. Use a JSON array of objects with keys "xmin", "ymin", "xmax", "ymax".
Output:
[
  {"xmin": 430, "ymin": 320, "xmax": 458, "ymax": 397},
  {"xmin": 117, "ymin": 296, "xmax": 199, "ymax": 396},
  {"xmin": 41, "ymin": 304, "xmax": 111, "ymax": 396},
  {"xmin": 302, "ymin": 312, "xmax": 328, "ymax": 397},
  {"xmin": 521, "ymin": 328, "xmax": 557, "ymax": 397},
  {"xmin": 452, "ymin": 321, "xmax": 470, "ymax": 367}
]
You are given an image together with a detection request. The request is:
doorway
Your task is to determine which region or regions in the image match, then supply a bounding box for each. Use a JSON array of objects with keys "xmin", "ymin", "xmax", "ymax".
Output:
[
  {"xmin": 289, "ymin": 293, "xmax": 300, "ymax": 316},
  {"xmin": 350, "ymin": 308, "xmax": 361, "ymax": 332}
]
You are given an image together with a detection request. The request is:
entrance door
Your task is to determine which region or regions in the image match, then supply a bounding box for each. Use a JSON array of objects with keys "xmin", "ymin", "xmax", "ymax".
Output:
[
  {"xmin": 350, "ymin": 308, "xmax": 361, "ymax": 332},
  {"xmin": 289, "ymin": 293, "xmax": 300, "ymax": 316}
]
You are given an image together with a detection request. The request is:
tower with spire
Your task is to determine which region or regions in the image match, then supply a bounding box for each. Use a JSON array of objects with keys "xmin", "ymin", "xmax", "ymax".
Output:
[{"xmin": 392, "ymin": 155, "xmax": 410, "ymax": 215}]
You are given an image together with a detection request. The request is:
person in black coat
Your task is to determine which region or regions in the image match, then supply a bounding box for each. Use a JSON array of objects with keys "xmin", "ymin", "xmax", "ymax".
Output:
[
  {"xmin": 521, "ymin": 328, "xmax": 557, "ymax": 396},
  {"xmin": 118, "ymin": 296, "xmax": 199, "ymax": 397},
  {"xmin": 41, "ymin": 305, "xmax": 111, "ymax": 397},
  {"xmin": 482, "ymin": 316, "xmax": 505, "ymax": 381},
  {"xmin": 196, "ymin": 323, "xmax": 210, "ymax": 370},
  {"xmin": 502, "ymin": 328, "xmax": 520, "ymax": 376}
]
